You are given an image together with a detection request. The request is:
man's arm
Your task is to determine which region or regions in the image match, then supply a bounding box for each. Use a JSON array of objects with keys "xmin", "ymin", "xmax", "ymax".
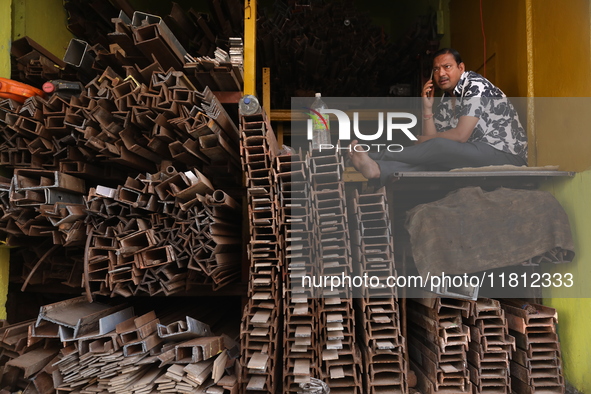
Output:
[{"xmin": 419, "ymin": 115, "xmax": 479, "ymax": 143}]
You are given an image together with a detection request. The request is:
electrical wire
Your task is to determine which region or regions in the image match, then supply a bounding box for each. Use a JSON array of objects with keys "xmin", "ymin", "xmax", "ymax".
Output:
[{"xmin": 480, "ymin": 0, "xmax": 487, "ymax": 78}]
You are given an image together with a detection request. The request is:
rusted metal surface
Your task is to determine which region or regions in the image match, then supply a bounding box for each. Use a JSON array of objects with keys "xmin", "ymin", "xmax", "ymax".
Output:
[
  {"xmin": 239, "ymin": 109, "xmax": 282, "ymax": 393},
  {"xmin": 351, "ymin": 188, "xmax": 407, "ymax": 394},
  {"xmin": 2, "ymin": 0, "xmax": 245, "ymax": 296},
  {"xmin": 310, "ymin": 148, "xmax": 361, "ymax": 393},
  {"xmin": 0, "ymin": 63, "xmax": 243, "ymax": 295},
  {"xmin": 501, "ymin": 301, "xmax": 565, "ymax": 394},
  {"xmin": 408, "ymin": 297, "xmax": 471, "ymax": 394},
  {"xmin": 465, "ymin": 298, "xmax": 514, "ymax": 394},
  {"xmin": 84, "ymin": 172, "xmax": 242, "ymax": 297},
  {"xmin": 278, "ymin": 149, "xmax": 319, "ymax": 393},
  {"xmin": 0, "ymin": 301, "xmax": 238, "ymax": 393}
]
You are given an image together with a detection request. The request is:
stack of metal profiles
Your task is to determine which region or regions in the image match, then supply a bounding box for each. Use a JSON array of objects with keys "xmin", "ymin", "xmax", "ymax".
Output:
[
  {"xmin": 408, "ymin": 297, "xmax": 471, "ymax": 393},
  {"xmin": 350, "ymin": 188, "xmax": 408, "ymax": 393},
  {"xmin": 0, "ymin": 297, "xmax": 240, "ymax": 393},
  {"xmin": 238, "ymin": 109, "xmax": 282, "ymax": 392},
  {"xmin": 466, "ymin": 298, "xmax": 516, "ymax": 394},
  {"xmin": 309, "ymin": 148, "xmax": 361, "ymax": 393},
  {"xmin": 501, "ymin": 302, "xmax": 565, "ymax": 394},
  {"xmin": 83, "ymin": 170, "xmax": 242, "ymax": 297},
  {"xmin": 277, "ymin": 149, "xmax": 319, "ymax": 392},
  {"xmin": 0, "ymin": 63, "xmax": 243, "ymax": 293}
]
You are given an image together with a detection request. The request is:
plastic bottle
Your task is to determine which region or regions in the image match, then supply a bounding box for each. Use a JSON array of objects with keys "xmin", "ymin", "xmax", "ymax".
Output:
[
  {"xmin": 239, "ymin": 94, "xmax": 261, "ymax": 115},
  {"xmin": 310, "ymin": 93, "xmax": 330, "ymax": 150}
]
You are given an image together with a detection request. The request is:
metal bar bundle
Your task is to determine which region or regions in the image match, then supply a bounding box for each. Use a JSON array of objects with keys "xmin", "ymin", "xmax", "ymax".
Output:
[
  {"xmin": 309, "ymin": 147, "xmax": 361, "ymax": 394},
  {"xmin": 238, "ymin": 110, "xmax": 282, "ymax": 392},
  {"xmin": 350, "ymin": 188, "xmax": 407, "ymax": 394},
  {"xmin": 60, "ymin": 2, "xmax": 245, "ymax": 86},
  {"xmin": 0, "ymin": 65, "xmax": 243, "ymax": 286},
  {"xmin": 465, "ymin": 298, "xmax": 515, "ymax": 394},
  {"xmin": 0, "ymin": 318, "xmax": 59, "ymax": 392},
  {"xmin": 84, "ymin": 170, "xmax": 242, "ymax": 298},
  {"xmin": 0, "ymin": 47, "xmax": 244, "ymax": 293},
  {"xmin": 277, "ymin": 149, "xmax": 319, "ymax": 392},
  {"xmin": 10, "ymin": 36, "xmax": 76, "ymax": 85},
  {"xmin": 14, "ymin": 245, "xmax": 84, "ymax": 290},
  {"xmin": 0, "ymin": 65, "xmax": 241, "ymax": 180},
  {"xmin": 501, "ymin": 300, "xmax": 565, "ymax": 394},
  {"xmin": 408, "ymin": 297, "xmax": 471, "ymax": 393},
  {"xmin": 0, "ymin": 298, "xmax": 240, "ymax": 393},
  {"xmin": 256, "ymin": 0, "xmax": 435, "ymax": 108},
  {"xmin": 0, "ymin": 167, "xmax": 88, "ymax": 256}
]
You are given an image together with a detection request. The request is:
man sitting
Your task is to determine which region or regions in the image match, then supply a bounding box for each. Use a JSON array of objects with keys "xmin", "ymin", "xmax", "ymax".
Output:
[{"xmin": 349, "ymin": 48, "xmax": 528, "ymax": 184}]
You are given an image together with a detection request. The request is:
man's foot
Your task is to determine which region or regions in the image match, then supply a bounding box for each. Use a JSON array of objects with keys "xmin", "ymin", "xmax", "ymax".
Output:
[{"xmin": 348, "ymin": 140, "xmax": 381, "ymax": 179}]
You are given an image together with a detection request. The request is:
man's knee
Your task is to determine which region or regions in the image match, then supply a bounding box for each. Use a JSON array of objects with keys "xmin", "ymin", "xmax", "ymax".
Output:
[{"xmin": 423, "ymin": 138, "xmax": 457, "ymax": 149}]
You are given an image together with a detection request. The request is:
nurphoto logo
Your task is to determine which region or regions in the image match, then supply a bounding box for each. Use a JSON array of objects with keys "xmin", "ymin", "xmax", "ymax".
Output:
[{"xmin": 306, "ymin": 109, "xmax": 418, "ymax": 152}]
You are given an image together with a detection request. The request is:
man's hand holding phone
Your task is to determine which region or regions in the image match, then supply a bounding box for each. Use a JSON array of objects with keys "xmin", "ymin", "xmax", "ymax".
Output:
[{"xmin": 422, "ymin": 70, "xmax": 435, "ymax": 112}]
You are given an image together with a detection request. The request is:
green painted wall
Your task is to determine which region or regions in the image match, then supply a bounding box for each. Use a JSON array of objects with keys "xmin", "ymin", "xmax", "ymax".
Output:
[
  {"xmin": 3, "ymin": 0, "xmax": 73, "ymax": 321},
  {"xmin": 541, "ymin": 172, "xmax": 591, "ymax": 393},
  {"xmin": 12, "ymin": 0, "xmax": 72, "ymax": 59},
  {"xmin": 1, "ymin": 0, "xmax": 10, "ymax": 79},
  {"xmin": 0, "ymin": 0, "xmax": 11, "ymax": 320}
]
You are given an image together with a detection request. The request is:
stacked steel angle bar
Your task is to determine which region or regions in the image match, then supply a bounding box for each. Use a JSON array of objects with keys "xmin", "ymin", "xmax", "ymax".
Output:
[
  {"xmin": 501, "ymin": 301, "xmax": 565, "ymax": 394},
  {"xmin": 277, "ymin": 149, "xmax": 319, "ymax": 392},
  {"xmin": 238, "ymin": 110, "xmax": 282, "ymax": 392},
  {"xmin": 465, "ymin": 298, "xmax": 515, "ymax": 394},
  {"xmin": 408, "ymin": 297, "xmax": 472, "ymax": 393},
  {"xmin": 350, "ymin": 188, "xmax": 407, "ymax": 394},
  {"xmin": 407, "ymin": 297, "xmax": 567, "ymax": 393},
  {"xmin": 309, "ymin": 148, "xmax": 361, "ymax": 393},
  {"xmin": 0, "ymin": 297, "xmax": 241, "ymax": 393}
]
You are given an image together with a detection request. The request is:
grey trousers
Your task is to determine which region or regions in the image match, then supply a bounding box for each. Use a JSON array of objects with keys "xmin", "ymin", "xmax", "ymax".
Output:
[{"xmin": 369, "ymin": 138, "xmax": 527, "ymax": 185}]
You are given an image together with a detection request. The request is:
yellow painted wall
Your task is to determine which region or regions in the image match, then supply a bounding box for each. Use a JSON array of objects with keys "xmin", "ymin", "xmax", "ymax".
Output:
[
  {"xmin": 541, "ymin": 172, "xmax": 591, "ymax": 393},
  {"xmin": 449, "ymin": 0, "xmax": 532, "ymax": 162},
  {"xmin": 530, "ymin": 0, "xmax": 591, "ymax": 172},
  {"xmin": 0, "ymin": 0, "xmax": 10, "ymax": 320},
  {"xmin": 450, "ymin": 1, "xmax": 591, "ymax": 392},
  {"xmin": 450, "ymin": 0, "xmax": 528, "ymax": 97},
  {"xmin": 12, "ymin": 0, "xmax": 73, "ymax": 59}
]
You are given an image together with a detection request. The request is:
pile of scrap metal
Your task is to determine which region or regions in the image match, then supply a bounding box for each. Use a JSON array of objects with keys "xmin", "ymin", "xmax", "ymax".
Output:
[
  {"xmin": 2, "ymin": 4, "xmax": 246, "ymax": 294},
  {"xmin": 0, "ymin": 296, "xmax": 240, "ymax": 393}
]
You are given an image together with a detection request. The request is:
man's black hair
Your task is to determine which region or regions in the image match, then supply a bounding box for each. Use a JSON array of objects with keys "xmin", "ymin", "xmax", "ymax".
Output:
[{"xmin": 433, "ymin": 48, "xmax": 463, "ymax": 65}]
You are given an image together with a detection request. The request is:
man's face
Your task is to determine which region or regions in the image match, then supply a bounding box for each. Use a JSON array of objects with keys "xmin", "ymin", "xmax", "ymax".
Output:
[{"xmin": 432, "ymin": 53, "xmax": 465, "ymax": 93}]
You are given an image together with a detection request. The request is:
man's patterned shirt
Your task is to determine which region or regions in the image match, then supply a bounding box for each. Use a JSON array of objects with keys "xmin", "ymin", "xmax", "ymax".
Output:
[{"xmin": 433, "ymin": 71, "xmax": 528, "ymax": 161}]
